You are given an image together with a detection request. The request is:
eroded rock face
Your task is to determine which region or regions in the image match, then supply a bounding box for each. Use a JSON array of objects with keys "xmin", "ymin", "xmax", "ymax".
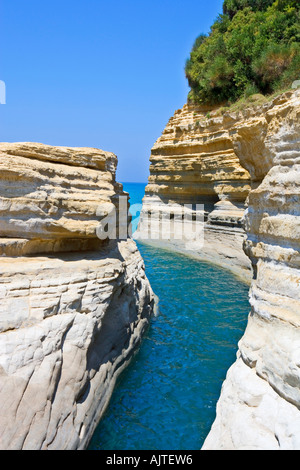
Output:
[
  {"xmin": 146, "ymin": 102, "xmax": 252, "ymax": 203},
  {"xmin": 136, "ymin": 97, "xmax": 255, "ymax": 282},
  {"xmin": 137, "ymin": 88, "xmax": 300, "ymax": 448},
  {"xmin": 0, "ymin": 143, "xmax": 154, "ymax": 450},
  {"xmin": 0, "ymin": 142, "xmax": 125, "ymax": 255},
  {"xmin": 203, "ymin": 90, "xmax": 300, "ymax": 449},
  {"xmin": 137, "ymin": 91, "xmax": 300, "ymax": 287}
]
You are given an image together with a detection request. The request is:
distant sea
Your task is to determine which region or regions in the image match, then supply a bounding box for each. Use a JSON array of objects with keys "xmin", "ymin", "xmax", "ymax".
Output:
[
  {"xmin": 122, "ymin": 182, "xmax": 147, "ymax": 234},
  {"xmin": 88, "ymin": 182, "xmax": 249, "ymax": 450}
]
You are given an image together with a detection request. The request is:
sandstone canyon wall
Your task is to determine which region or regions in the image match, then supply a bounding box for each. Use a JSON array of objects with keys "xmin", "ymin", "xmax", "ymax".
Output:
[
  {"xmin": 135, "ymin": 97, "xmax": 254, "ymax": 283},
  {"xmin": 203, "ymin": 90, "xmax": 300, "ymax": 449},
  {"xmin": 137, "ymin": 90, "xmax": 300, "ymax": 449},
  {"xmin": 0, "ymin": 143, "xmax": 154, "ymax": 450}
]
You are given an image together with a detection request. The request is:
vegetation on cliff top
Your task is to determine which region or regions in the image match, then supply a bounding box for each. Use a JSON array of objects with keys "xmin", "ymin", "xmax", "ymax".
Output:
[{"xmin": 185, "ymin": 0, "xmax": 300, "ymax": 105}]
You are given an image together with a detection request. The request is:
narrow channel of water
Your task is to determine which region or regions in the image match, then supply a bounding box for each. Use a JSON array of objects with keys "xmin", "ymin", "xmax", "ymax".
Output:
[{"xmin": 88, "ymin": 183, "xmax": 250, "ymax": 450}]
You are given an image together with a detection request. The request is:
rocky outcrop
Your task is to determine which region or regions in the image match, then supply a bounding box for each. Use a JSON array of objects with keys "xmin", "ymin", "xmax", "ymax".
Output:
[
  {"xmin": 135, "ymin": 99, "xmax": 254, "ymax": 283},
  {"xmin": 202, "ymin": 90, "xmax": 300, "ymax": 450},
  {"xmin": 0, "ymin": 143, "xmax": 154, "ymax": 450},
  {"xmin": 137, "ymin": 88, "xmax": 300, "ymax": 449},
  {"xmin": 0, "ymin": 142, "xmax": 126, "ymax": 255}
]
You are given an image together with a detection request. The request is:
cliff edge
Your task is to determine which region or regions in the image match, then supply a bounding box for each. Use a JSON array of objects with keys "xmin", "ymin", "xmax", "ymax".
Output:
[
  {"xmin": 135, "ymin": 95, "xmax": 254, "ymax": 283},
  {"xmin": 0, "ymin": 143, "xmax": 155, "ymax": 450},
  {"xmin": 203, "ymin": 90, "xmax": 300, "ymax": 449},
  {"xmin": 137, "ymin": 89, "xmax": 300, "ymax": 449}
]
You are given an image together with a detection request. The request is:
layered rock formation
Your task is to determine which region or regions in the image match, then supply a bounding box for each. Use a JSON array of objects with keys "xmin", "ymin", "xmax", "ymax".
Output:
[
  {"xmin": 138, "ymin": 89, "xmax": 300, "ymax": 449},
  {"xmin": 135, "ymin": 99, "xmax": 254, "ymax": 283},
  {"xmin": 0, "ymin": 143, "xmax": 154, "ymax": 450},
  {"xmin": 203, "ymin": 90, "xmax": 300, "ymax": 449},
  {"xmin": 0, "ymin": 142, "xmax": 126, "ymax": 255}
]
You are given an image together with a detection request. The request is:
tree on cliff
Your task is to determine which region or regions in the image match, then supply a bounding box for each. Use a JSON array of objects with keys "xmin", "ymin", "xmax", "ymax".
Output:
[{"xmin": 185, "ymin": 0, "xmax": 300, "ymax": 104}]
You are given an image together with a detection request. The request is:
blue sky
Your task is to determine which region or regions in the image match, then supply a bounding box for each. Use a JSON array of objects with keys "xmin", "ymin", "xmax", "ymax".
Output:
[{"xmin": 0, "ymin": 0, "xmax": 223, "ymax": 182}]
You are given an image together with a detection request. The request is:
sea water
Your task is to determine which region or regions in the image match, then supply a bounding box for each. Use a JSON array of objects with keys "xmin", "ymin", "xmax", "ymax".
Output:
[{"xmin": 88, "ymin": 182, "xmax": 250, "ymax": 450}]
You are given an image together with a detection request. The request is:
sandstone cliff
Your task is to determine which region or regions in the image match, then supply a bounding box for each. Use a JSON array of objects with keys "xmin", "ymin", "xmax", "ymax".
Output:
[
  {"xmin": 203, "ymin": 90, "xmax": 300, "ymax": 449},
  {"xmin": 135, "ymin": 97, "xmax": 254, "ymax": 283},
  {"xmin": 0, "ymin": 143, "xmax": 154, "ymax": 450},
  {"xmin": 137, "ymin": 89, "xmax": 300, "ymax": 449}
]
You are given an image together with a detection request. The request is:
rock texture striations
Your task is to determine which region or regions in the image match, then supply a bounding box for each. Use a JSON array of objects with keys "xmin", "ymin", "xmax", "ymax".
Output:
[
  {"xmin": 135, "ymin": 99, "xmax": 254, "ymax": 283},
  {"xmin": 138, "ymin": 89, "xmax": 300, "ymax": 449},
  {"xmin": 0, "ymin": 142, "xmax": 125, "ymax": 255},
  {"xmin": 203, "ymin": 90, "xmax": 300, "ymax": 449},
  {"xmin": 0, "ymin": 143, "xmax": 154, "ymax": 450}
]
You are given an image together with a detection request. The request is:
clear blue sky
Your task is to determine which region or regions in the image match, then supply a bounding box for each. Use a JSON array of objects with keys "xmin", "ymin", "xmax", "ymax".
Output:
[{"xmin": 0, "ymin": 0, "xmax": 223, "ymax": 182}]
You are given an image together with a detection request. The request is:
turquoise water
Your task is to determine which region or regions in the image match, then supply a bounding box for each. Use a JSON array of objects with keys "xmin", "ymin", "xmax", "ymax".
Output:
[
  {"xmin": 88, "ymin": 183, "xmax": 250, "ymax": 450},
  {"xmin": 123, "ymin": 182, "xmax": 147, "ymax": 234}
]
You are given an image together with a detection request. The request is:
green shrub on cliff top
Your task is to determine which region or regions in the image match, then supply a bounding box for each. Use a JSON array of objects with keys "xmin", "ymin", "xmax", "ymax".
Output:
[{"xmin": 185, "ymin": 0, "xmax": 300, "ymax": 104}]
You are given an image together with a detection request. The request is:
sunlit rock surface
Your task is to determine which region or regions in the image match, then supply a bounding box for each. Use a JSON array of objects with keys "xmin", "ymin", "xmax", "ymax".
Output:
[
  {"xmin": 137, "ymin": 89, "xmax": 300, "ymax": 449},
  {"xmin": 0, "ymin": 143, "xmax": 154, "ymax": 450},
  {"xmin": 203, "ymin": 90, "xmax": 300, "ymax": 449},
  {"xmin": 135, "ymin": 98, "xmax": 255, "ymax": 283}
]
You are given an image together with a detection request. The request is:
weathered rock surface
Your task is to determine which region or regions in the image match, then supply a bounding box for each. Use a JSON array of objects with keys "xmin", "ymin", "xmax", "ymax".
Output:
[
  {"xmin": 137, "ymin": 88, "xmax": 300, "ymax": 449},
  {"xmin": 136, "ymin": 194, "xmax": 251, "ymax": 283},
  {"xmin": 0, "ymin": 143, "xmax": 154, "ymax": 450},
  {"xmin": 0, "ymin": 142, "xmax": 125, "ymax": 255},
  {"xmin": 203, "ymin": 90, "xmax": 300, "ymax": 449},
  {"xmin": 145, "ymin": 102, "xmax": 252, "ymax": 204},
  {"xmin": 135, "ymin": 97, "xmax": 255, "ymax": 282}
]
